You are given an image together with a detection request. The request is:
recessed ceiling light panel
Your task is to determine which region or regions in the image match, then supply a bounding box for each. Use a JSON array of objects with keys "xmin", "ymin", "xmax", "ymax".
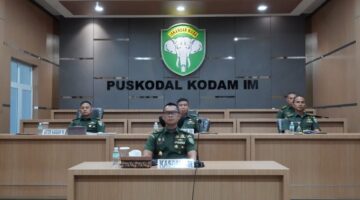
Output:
[
  {"xmin": 176, "ymin": 5, "xmax": 186, "ymax": 12},
  {"xmin": 95, "ymin": 2, "xmax": 104, "ymax": 12},
  {"xmin": 257, "ymin": 4, "xmax": 268, "ymax": 12}
]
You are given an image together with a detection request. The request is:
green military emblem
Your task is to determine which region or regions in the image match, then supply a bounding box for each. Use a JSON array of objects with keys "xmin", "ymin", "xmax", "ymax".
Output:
[{"xmin": 161, "ymin": 23, "xmax": 206, "ymax": 76}]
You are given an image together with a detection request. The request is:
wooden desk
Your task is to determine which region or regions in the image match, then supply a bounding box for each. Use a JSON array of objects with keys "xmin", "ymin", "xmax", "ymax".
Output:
[
  {"xmin": 236, "ymin": 118, "xmax": 347, "ymax": 133},
  {"xmin": 228, "ymin": 108, "xmax": 316, "ymax": 119},
  {"xmin": 20, "ymin": 119, "xmax": 127, "ymax": 134},
  {"xmin": 114, "ymin": 134, "xmax": 250, "ymax": 161},
  {"xmin": 0, "ymin": 135, "xmax": 111, "ymax": 199},
  {"xmin": 251, "ymin": 134, "xmax": 360, "ymax": 199},
  {"xmin": 127, "ymin": 119, "xmax": 237, "ymax": 133},
  {"xmin": 51, "ymin": 109, "xmax": 227, "ymax": 120},
  {"xmin": 68, "ymin": 161, "xmax": 289, "ymax": 200}
]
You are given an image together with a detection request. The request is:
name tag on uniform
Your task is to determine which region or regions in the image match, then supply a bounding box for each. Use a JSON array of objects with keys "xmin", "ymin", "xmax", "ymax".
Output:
[
  {"xmin": 157, "ymin": 159, "xmax": 194, "ymax": 169},
  {"xmin": 42, "ymin": 129, "xmax": 67, "ymax": 135},
  {"xmin": 181, "ymin": 128, "xmax": 194, "ymax": 134}
]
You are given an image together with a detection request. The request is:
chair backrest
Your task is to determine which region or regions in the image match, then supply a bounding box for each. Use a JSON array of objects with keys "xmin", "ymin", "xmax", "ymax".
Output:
[
  {"xmin": 198, "ymin": 117, "xmax": 210, "ymax": 133},
  {"xmin": 76, "ymin": 107, "xmax": 104, "ymax": 119},
  {"xmin": 277, "ymin": 118, "xmax": 290, "ymax": 133}
]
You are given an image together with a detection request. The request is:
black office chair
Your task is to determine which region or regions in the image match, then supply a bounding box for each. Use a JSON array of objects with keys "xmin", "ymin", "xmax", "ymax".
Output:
[
  {"xmin": 76, "ymin": 107, "xmax": 104, "ymax": 119},
  {"xmin": 197, "ymin": 117, "xmax": 210, "ymax": 133}
]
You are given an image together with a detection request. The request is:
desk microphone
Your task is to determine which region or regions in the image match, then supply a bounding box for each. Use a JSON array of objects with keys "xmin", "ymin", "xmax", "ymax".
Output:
[{"xmin": 194, "ymin": 119, "xmax": 205, "ymax": 168}]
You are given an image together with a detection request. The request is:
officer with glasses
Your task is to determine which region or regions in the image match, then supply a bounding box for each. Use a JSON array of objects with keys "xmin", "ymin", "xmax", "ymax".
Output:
[{"xmin": 143, "ymin": 102, "xmax": 197, "ymax": 160}]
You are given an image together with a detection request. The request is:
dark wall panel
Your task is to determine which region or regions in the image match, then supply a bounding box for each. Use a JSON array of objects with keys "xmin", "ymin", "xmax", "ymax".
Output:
[
  {"xmin": 94, "ymin": 41, "xmax": 129, "ymax": 77},
  {"xmin": 60, "ymin": 19, "xmax": 94, "ymax": 58},
  {"xmin": 59, "ymin": 17, "xmax": 305, "ymax": 109},
  {"xmin": 271, "ymin": 59, "xmax": 306, "ymax": 107},
  {"xmin": 59, "ymin": 60, "xmax": 93, "ymax": 96}
]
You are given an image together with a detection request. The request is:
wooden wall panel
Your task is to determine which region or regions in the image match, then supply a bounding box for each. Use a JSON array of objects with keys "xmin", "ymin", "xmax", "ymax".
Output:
[
  {"xmin": 307, "ymin": 0, "xmax": 360, "ymax": 132},
  {"xmin": 312, "ymin": 45, "xmax": 356, "ymax": 106},
  {"xmin": 0, "ymin": 0, "xmax": 5, "ymax": 19},
  {"xmin": 0, "ymin": 0, "xmax": 59, "ymax": 132},
  {"xmin": 310, "ymin": 0, "xmax": 355, "ymax": 55}
]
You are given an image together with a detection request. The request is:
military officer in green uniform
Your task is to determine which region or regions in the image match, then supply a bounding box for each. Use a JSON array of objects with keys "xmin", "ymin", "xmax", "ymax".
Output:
[
  {"xmin": 177, "ymin": 98, "xmax": 199, "ymax": 134},
  {"xmin": 69, "ymin": 101, "xmax": 105, "ymax": 133},
  {"xmin": 144, "ymin": 102, "xmax": 197, "ymax": 160},
  {"xmin": 277, "ymin": 92, "xmax": 297, "ymax": 118},
  {"xmin": 285, "ymin": 96, "xmax": 320, "ymax": 132}
]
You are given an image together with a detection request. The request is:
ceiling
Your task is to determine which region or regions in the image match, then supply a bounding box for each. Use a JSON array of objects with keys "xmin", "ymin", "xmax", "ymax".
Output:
[{"xmin": 34, "ymin": 0, "xmax": 327, "ymax": 18}]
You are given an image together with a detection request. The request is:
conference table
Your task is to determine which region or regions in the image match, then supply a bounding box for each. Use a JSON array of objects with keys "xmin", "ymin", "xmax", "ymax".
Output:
[
  {"xmin": 1, "ymin": 133, "xmax": 360, "ymax": 199},
  {"xmin": 67, "ymin": 161, "xmax": 289, "ymax": 200}
]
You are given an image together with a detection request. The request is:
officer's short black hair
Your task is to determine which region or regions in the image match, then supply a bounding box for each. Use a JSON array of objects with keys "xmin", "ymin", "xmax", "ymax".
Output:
[
  {"xmin": 176, "ymin": 98, "xmax": 189, "ymax": 104},
  {"xmin": 284, "ymin": 92, "xmax": 297, "ymax": 98},
  {"xmin": 163, "ymin": 102, "xmax": 179, "ymax": 112},
  {"xmin": 80, "ymin": 100, "xmax": 92, "ymax": 107},
  {"xmin": 293, "ymin": 95, "xmax": 305, "ymax": 103}
]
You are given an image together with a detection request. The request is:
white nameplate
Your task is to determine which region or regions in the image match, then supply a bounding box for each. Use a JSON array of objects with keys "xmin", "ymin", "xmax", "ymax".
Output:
[
  {"xmin": 157, "ymin": 159, "xmax": 194, "ymax": 169},
  {"xmin": 42, "ymin": 129, "xmax": 67, "ymax": 135},
  {"xmin": 181, "ymin": 128, "xmax": 194, "ymax": 134}
]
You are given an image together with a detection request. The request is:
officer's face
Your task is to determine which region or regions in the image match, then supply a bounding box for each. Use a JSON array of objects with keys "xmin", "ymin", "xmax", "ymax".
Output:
[
  {"xmin": 162, "ymin": 105, "xmax": 180, "ymax": 127},
  {"xmin": 286, "ymin": 94, "xmax": 296, "ymax": 106},
  {"xmin": 293, "ymin": 96, "xmax": 306, "ymax": 112},
  {"xmin": 80, "ymin": 103, "xmax": 92, "ymax": 117},
  {"xmin": 178, "ymin": 101, "xmax": 189, "ymax": 116}
]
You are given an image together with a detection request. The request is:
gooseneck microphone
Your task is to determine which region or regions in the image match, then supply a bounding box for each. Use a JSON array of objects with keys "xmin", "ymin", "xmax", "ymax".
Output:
[{"xmin": 194, "ymin": 131, "xmax": 205, "ymax": 168}]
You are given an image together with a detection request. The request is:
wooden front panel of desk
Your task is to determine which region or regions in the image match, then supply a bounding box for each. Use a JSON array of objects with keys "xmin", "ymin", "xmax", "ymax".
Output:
[
  {"xmin": 198, "ymin": 109, "xmax": 227, "ymax": 119},
  {"xmin": 127, "ymin": 119, "xmax": 237, "ymax": 133},
  {"xmin": 0, "ymin": 135, "xmax": 110, "ymax": 199},
  {"xmin": 21, "ymin": 119, "xmax": 127, "ymax": 134},
  {"xmin": 251, "ymin": 134, "xmax": 360, "ymax": 199},
  {"xmin": 68, "ymin": 161, "xmax": 289, "ymax": 200},
  {"xmin": 114, "ymin": 134, "xmax": 250, "ymax": 161},
  {"xmin": 51, "ymin": 109, "xmax": 226, "ymax": 120},
  {"xmin": 236, "ymin": 118, "xmax": 347, "ymax": 133},
  {"xmin": 51, "ymin": 109, "xmax": 163, "ymax": 120},
  {"xmin": 228, "ymin": 109, "xmax": 316, "ymax": 119}
]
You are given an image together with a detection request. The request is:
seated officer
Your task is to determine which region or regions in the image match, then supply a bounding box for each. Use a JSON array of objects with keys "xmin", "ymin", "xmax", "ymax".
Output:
[
  {"xmin": 285, "ymin": 96, "xmax": 320, "ymax": 132},
  {"xmin": 177, "ymin": 98, "xmax": 200, "ymax": 133},
  {"xmin": 277, "ymin": 92, "xmax": 297, "ymax": 118},
  {"xmin": 69, "ymin": 101, "xmax": 105, "ymax": 133},
  {"xmin": 143, "ymin": 102, "xmax": 197, "ymax": 160}
]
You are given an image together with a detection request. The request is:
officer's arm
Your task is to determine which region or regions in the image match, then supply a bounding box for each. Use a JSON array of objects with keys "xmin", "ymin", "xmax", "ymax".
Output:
[
  {"xmin": 312, "ymin": 117, "xmax": 321, "ymax": 132},
  {"xmin": 143, "ymin": 135, "xmax": 155, "ymax": 158},
  {"xmin": 69, "ymin": 120, "xmax": 77, "ymax": 127},
  {"xmin": 97, "ymin": 120, "xmax": 105, "ymax": 132},
  {"xmin": 187, "ymin": 150, "xmax": 196, "ymax": 160},
  {"xmin": 143, "ymin": 150, "xmax": 153, "ymax": 158}
]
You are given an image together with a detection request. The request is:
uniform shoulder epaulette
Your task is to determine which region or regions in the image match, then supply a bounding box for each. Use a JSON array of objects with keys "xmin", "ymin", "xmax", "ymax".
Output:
[{"xmin": 152, "ymin": 128, "xmax": 164, "ymax": 134}]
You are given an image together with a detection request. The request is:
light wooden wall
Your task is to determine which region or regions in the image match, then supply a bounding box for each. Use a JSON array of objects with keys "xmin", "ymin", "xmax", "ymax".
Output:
[
  {"xmin": 0, "ymin": 0, "xmax": 59, "ymax": 133},
  {"xmin": 306, "ymin": 0, "xmax": 360, "ymax": 132}
]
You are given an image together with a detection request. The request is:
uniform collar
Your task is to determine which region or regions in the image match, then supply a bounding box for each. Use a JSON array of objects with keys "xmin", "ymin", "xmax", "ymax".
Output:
[{"xmin": 295, "ymin": 111, "xmax": 308, "ymax": 118}]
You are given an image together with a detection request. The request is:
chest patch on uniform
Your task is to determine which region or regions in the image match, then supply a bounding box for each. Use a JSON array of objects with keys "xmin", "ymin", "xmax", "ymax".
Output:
[
  {"xmin": 187, "ymin": 119, "xmax": 195, "ymax": 125},
  {"xmin": 188, "ymin": 138, "xmax": 194, "ymax": 144}
]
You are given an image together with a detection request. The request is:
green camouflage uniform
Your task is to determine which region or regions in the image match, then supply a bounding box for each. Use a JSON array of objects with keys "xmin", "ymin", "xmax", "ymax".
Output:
[
  {"xmin": 144, "ymin": 128, "xmax": 196, "ymax": 159},
  {"xmin": 180, "ymin": 113, "xmax": 199, "ymax": 133},
  {"xmin": 277, "ymin": 105, "xmax": 295, "ymax": 119},
  {"xmin": 285, "ymin": 112, "xmax": 320, "ymax": 131},
  {"xmin": 69, "ymin": 117, "xmax": 105, "ymax": 133}
]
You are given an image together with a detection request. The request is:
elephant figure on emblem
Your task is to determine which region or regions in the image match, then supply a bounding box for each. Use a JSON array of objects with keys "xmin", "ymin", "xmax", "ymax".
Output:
[{"xmin": 164, "ymin": 37, "xmax": 203, "ymax": 72}]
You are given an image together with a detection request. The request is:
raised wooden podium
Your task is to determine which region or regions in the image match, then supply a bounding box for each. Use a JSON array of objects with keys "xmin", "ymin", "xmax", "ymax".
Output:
[{"xmin": 68, "ymin": 161, "xmax": 289, "ymax": 200}]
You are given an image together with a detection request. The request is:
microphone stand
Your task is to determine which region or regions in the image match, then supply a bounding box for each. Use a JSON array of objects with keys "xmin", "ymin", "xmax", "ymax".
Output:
[{"xmin": 194, "ymin": 132, "xmax": 205, "ymax": 168}]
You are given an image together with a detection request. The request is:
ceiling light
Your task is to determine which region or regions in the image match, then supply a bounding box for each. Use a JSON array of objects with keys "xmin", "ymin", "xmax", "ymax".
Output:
[
  {"xmin": 176, "ymin": 5, "xmax": 186, "ymax": 12},
  {"xmin": 257, "ymin": 4, "xmax": 268, "ymax": 12},
  {"xmin": 95, "ymin": 2, "xmax": 104, "ymax": 12}
]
